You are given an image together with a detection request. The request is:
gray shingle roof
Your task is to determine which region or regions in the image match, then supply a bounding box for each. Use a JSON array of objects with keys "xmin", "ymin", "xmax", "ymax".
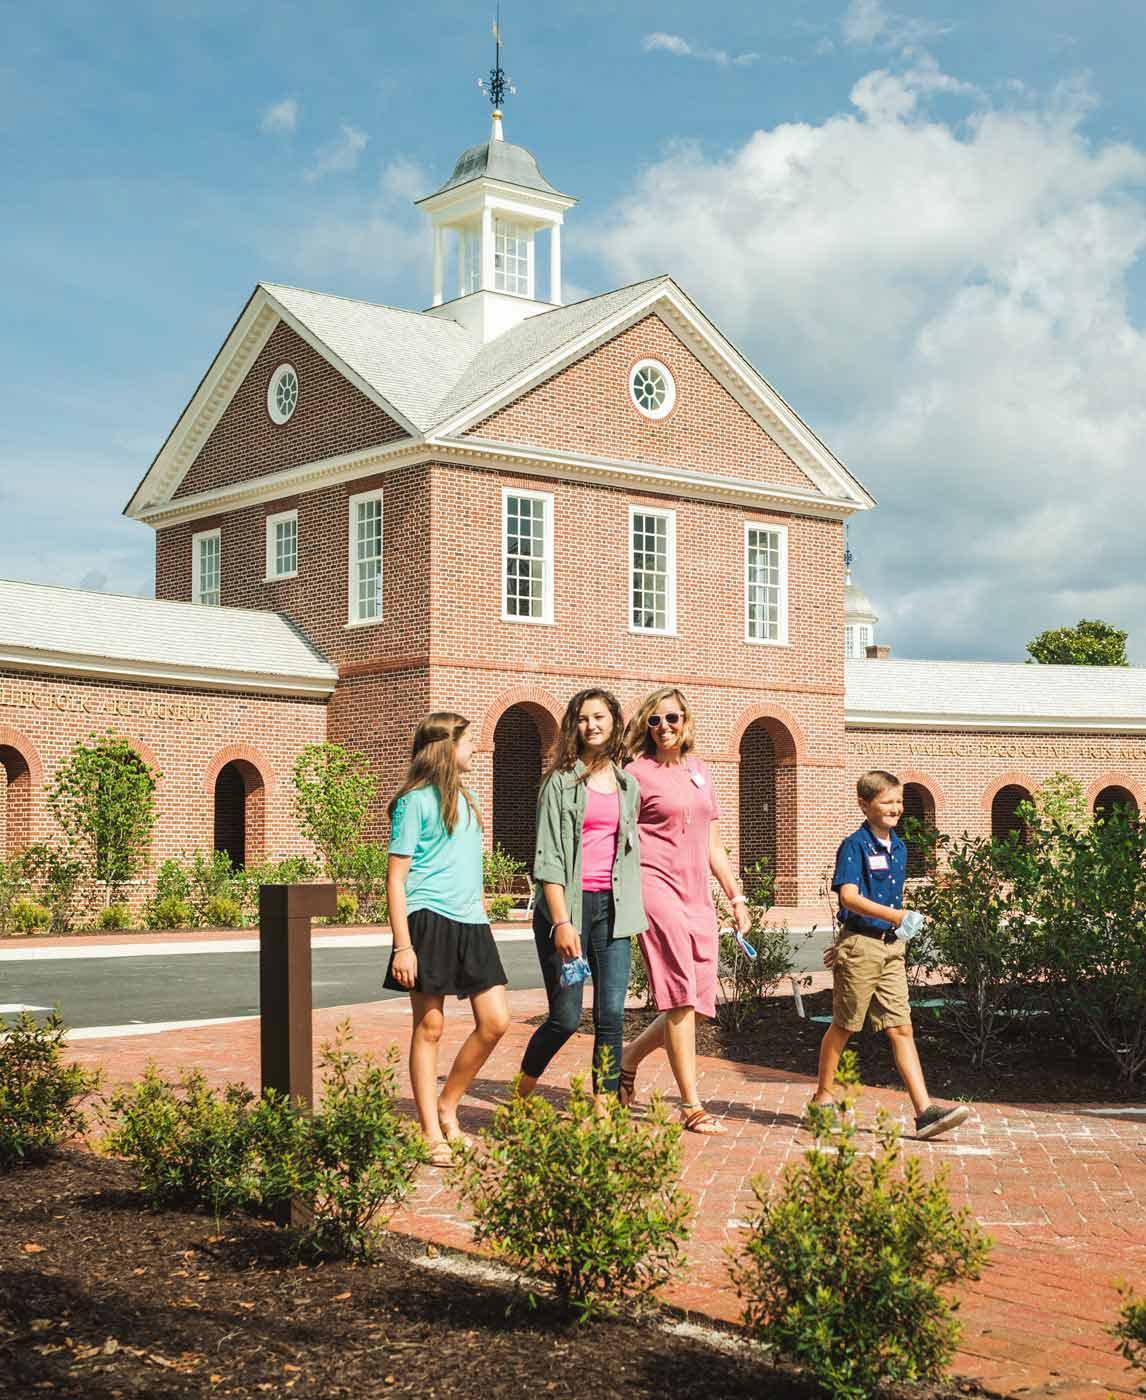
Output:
[
  {"xmin": 845, "ymin": 657, "xmax": 1146, "ymax": 728},
  {"xmin": 0, "ymin": 580, "xmax": 337, "ymax": 696},
  {"xmin": 262, "ymin": 277, "xmax": 668, "ymax": 436},
  {"xmin": 421, "ymin": 137, "xmax": 570, "ymax": 201}
]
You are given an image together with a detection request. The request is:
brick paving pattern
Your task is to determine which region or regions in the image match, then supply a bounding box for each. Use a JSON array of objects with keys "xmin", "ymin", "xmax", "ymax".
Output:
[{"xmin": 68, "ymin": 990, "xmax": 1146, "ymax": 1400}]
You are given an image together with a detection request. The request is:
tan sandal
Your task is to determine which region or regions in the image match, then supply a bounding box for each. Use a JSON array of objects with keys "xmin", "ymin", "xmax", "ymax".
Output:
[
  {"xmin": 425, "ymin": 1139, "xmax": 454, "ymax": 1168},
  {"xmin": 618, "ymin": 1065, "xmax": 637, "ymax": 1109},
  {"xmin": 438, "ymin": 1115, "xmax": 474, "ymax": 1150},
  {"xmin": 680, "ymin": 1103, "xmax": 727, "ymax": 1136}
]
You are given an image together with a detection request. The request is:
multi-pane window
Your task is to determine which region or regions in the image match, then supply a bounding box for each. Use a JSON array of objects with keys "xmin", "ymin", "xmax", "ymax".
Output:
[
  {"xmin": 347, "ymin": 490, "xmax": 383, "ymax": 624},
  {"xmin": 502, "ymin": 490, "xmax": 553, "ymax": 623},
  {"xmin": 630, "ymin": 508, "xmax": 675, "ymax": 633},
  {"xmin": 845, "ymin": 623, "xmax": 872, "ymax": 658},
  {"xmin": 192, "ymin": 529, "xmax": 220, "ymax": 606},
  {"xmin": 494, "ymin": 219, "xmax": 530, "ymax": 296},
  {"xmin": 265, "ymin": 510, "xmax": 298, "ymax": 580},
  {"xmin": 462, "ymin": 229, "xmax": 481, "ymax": 294},
  {"xmin": 745, "ymin": 524, "xmax": 787, "ymax": 644}
]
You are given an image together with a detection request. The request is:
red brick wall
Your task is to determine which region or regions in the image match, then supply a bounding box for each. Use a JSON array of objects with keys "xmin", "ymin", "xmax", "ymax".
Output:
[
  {"xmin": 467, "ymin": 314, "xmax": 816, "ymax": 493},
  {"xmin": 174, "ymin": 321, "xmax": 406, "ymax": 500}
]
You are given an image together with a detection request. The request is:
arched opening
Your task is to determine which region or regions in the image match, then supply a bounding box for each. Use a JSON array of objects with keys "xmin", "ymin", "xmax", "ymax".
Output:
[
  {"xmin": 1094, "ymin": 784, "xmax": 1139, "ymax": 822},
  {"xmin": 991, "ymin": 784, "xmax": 1031, "ymax": 842},
  {"xmin": 901, "ymin": 782, "xmax": 936, "ymax": 877},
  {"xmin": 491, "ymin": 704, "xmax": 556, "ymax": 870},
  {"xmin": 0, "ymin": 745, "xmax": 32, "ymax": 859},
  {"xmin": 737, "ymin": 716, "xmax": 798, "ymax": 906},
  {"xmin": 213, "ymin": 760, "xmax": 265, "ymax": 869}
]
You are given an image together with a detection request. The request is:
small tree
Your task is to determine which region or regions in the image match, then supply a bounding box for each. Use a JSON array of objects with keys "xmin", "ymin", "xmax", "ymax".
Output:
[
  {"xmin": 1025, "ymin": 771, "xmax": 1091, "ymax": 838},
  {"xmin": 48, "ymin": 734, "xmax": 158, "ymax": 906},
  {"xmin": 1026, "ymin": 618, "xmax": 1128, "ymax": 666},
  {"xmin": 292, "ymin": 743, "xmax": 376, "ymax": 881}
]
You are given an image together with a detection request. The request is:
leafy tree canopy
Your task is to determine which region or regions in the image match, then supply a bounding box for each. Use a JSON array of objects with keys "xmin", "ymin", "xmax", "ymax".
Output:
[{"xmin": 1026, "ymin": 619, "xmax": 1128, "ymax": 666}]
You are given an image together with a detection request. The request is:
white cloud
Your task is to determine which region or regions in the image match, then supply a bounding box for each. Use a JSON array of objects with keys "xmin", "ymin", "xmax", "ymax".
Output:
[
  {"xmin": 260, "ymin": 97, "xmax": 299, "ymax": 134},
  {"xmin": 841, "ymin": 0, "xmax": 952, "ymax": 50},
  {"xmin": 643, "ymin": 32, "xmax": 760, "ymax": 69},
  {"xmin": 585, "ymin": 68, "xmax": 1146, "ymax": 662},
  {"xmin": 305, "ymin": 124, "xmax": 368, "ymax": 182}
]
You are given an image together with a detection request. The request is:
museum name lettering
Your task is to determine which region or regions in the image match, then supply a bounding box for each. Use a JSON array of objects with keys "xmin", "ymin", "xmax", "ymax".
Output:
[
  {"xmin": 0, "ymin": 682, "xmax": 210, "ymax": 724},
  {"xmin": 852, "ymin": 737, "xmax": 1144, "ymax": 761}
]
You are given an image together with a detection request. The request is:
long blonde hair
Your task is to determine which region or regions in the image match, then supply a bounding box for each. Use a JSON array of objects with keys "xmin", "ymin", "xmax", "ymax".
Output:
[
  {"xmin": 623, "ymin": 687, "xmax": 697, "ymax": 761},
  {"xmin": 387, "ymin": 712, "xmax": 482, "ymax": 835}
]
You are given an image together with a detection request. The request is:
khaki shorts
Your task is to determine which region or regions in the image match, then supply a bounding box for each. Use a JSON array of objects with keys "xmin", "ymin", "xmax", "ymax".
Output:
[{"xmin": 832, "ymin": 933, "xmax": 911, "ymax": 1032}]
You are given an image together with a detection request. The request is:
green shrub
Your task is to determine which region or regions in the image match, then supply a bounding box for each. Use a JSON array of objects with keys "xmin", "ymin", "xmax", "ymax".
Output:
[
  {"xmin": 1113, "ymin": 1286, "xmax": 1146, "ymax": 1373},
  {"xmin": 0, "ymin": 858, "xmax": 31, "ymax": 935},
  {"xmin": 627, "ymin": 938, "xmax": 652, "ymax": 1006},
  {"xmin": 344, "ymin": 842, "xmax": 388, "ymax": 922},
  {"xmin": 714, "ymin": 902, "xmax": 793, "ymax": 1034},
  {"xmin": 483, "ymin": 842, "xmax": 526, "ymax": 897},
  {"xmin": 20, "ymin": 843, "xmax": 86, "ymax": 933},
  {"xmin": 486, "ymin": 893, "xmax": 514, "ymax": 922},
  {"xmin": 187, "ymin": 850, "xmax": 239, "ymax": 926},
  {"xmin": 232, "ymin": 854, "xmax": 321, "ymax": 924},
  {"xmin": 10, "ymin": 898, "xmax": 51, "ymax": 934},
  {"xmin": 102, "ymin": 1066, "xmax": 260, "ymax": 1216},
  {"xmin": 257, "ymin": 1026, "xmax": 426, "ymax": 1259},
  {"xmin": 293, "ymin": 742, "xmax": 376, "ymax": 881},
  {"xmin": 740, "ymin": 855, "xmax": 776, "ymax": 909},
  {"xmin": 147, "ymin": 895, "xmax": 193, "ymax": 930},
  {"xmin": 95, "ymin": 903, "xmax": 131, "ymax": 931},
  {"xmin": 203, "ymin": 894, "xmax": 242, "ymax": 928},
  {"xmin": 0, "ymin": 1011, "xmax": 100, "ymax": 1169},
  {"xmin": 731, "ymin": 1053, "xmax": 990, "ymax": 1400},
  {"xmin": 331, "ymin": 891, "xmax": 359, "ymax": 925},
  {"xmin": 453, "ymin": 1072, "xmax": 692, "ymax": 1319}
]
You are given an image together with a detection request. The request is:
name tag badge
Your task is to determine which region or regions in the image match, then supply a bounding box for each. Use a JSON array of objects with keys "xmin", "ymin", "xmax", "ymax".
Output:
[
  {"xmin": 866, "ymin": 851, "xmax": 889, "ymax": 873},
  {"xmin": 690, "ymin": 769, "xmax": 706, "ymax": 788}
]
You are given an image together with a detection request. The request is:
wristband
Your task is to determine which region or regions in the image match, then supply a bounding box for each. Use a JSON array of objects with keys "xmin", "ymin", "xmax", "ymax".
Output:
[
  {"xmin": 553, "ymin": 919, "xmax": 574, "ymax": 932},
  {"xmin": 730, "ymin": 894, "xmax": 748, "ymax": 905}
]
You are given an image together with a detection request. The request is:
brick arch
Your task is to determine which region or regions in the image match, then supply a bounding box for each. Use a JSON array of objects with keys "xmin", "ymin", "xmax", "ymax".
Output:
[
  {"xmin": 1086, "ymin": 773, "xmax": 1145, "ymax": 814},
  {"xmin": 203, "ymin": 744, "xmax": 275, "ymax": 797},
  {"xmin": 0, "ymin": 727, "xmax": 43, "ymax": 786},
  {"xmin": 898, "ymin": 768, "xmax": 947, "ymax": 828},
  {"xmin": 0, "ymin": 727, "xmax": 41, "ymax": 859},
  {"xmin": 980, "ymin": 771, "xmax": 1038, "ymax": 813},
  {"xmin": 479, "ymin": 687, "xmax": 563, "ymax": 752},
  {"xmin": 727, "ymin": 704, "xmax": 806, "ymax": 767}
]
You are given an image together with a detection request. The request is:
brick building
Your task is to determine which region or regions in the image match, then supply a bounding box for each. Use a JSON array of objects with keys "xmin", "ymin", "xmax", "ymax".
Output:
[{"xmin": 2, "ymin": 107, "xmax": 1143, "ymax": 906}]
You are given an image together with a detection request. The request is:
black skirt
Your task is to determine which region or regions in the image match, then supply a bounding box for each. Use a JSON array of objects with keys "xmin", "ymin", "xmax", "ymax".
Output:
[{"xmin": 383, "ymin": 908, "xmax": 508, "ymax": 999}]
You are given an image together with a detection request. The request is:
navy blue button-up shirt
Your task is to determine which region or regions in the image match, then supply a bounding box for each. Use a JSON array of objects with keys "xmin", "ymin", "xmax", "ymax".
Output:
[{"xmin": 831, "ymin": 821, "xmax": 907, "ymax": 933}]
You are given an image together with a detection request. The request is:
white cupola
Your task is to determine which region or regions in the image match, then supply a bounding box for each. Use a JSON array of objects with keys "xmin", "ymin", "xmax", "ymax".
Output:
[
  {"xmin": 416, "ymin": 37, "xmax": 576, "ymax": 342},
  {"xmin": 844, "ymin": 544, "xmax": 880, "ymax": 659}
]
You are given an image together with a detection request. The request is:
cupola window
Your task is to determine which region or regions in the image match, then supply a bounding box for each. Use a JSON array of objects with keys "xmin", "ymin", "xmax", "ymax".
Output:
[{"xmin": 494, "ymin": 219, "xmax": 530, "ymax": 295}]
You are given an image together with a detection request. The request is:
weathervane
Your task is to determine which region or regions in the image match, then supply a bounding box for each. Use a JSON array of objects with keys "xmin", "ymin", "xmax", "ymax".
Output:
[
  {"xmin": 844, "ymin": 526, "xmax": 854, "ymax": 575},
  {"xmin": 477, "ymin": 6, "xmax": 516, "ymax": 109}
]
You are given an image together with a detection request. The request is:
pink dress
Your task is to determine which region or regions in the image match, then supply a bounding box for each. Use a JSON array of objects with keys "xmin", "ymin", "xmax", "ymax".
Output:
[{"xmin": 626, "ymin": 754, "xmax": 721, "ymax": 1018}]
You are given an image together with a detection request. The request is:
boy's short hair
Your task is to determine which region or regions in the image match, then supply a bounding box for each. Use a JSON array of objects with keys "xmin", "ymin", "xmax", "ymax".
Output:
[{"xmin": 857, "ymin": 769, "xmax": 901, "ymax": 801}]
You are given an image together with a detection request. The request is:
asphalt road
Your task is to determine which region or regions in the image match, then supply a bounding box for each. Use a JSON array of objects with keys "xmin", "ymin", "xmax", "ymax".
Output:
[{"xmin": 0, "ymin": 927, "xmax": 834, "ymax": 1033}]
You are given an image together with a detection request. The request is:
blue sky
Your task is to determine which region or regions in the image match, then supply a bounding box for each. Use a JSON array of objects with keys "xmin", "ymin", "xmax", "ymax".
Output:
[{"xmin": 4, "ymin": 0, "xmax": 1146, "ymax": 661}]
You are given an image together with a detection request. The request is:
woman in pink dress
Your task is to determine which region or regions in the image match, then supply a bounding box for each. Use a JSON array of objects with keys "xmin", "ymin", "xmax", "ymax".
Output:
[{"xmin": 619, "ymin": 687, "xmax": 753, "ymax": 1134}]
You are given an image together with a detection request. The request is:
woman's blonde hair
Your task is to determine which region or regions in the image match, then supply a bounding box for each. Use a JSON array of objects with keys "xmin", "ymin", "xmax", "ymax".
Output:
[
  {"xmin": 387, "ymin": 712, "xmax": 482, "ymax": 835},
  {"xmin": 624, "ymin": 687, "xmax": 697, "ymax": 761}
]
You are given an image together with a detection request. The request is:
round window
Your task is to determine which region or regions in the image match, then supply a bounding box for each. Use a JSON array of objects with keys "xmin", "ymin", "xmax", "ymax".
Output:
[
  {"xmin": 267, "ymin": 364, "xmax": 299, "ymax": 425},
  {"xmin": 629, "ymin": 359, "xmax": 675, "ymax": 420}
]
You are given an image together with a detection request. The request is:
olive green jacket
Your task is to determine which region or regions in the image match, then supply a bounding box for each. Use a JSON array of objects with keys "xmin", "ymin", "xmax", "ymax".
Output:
[{"xmin": 532, "ymin": 761, "xmax": 646, "ymax": 938}]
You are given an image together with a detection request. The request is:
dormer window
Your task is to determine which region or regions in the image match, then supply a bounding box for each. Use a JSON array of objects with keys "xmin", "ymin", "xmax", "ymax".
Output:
[{"xmin": 494, "ymin": 219, "xmax": 530, "ymax": 296}]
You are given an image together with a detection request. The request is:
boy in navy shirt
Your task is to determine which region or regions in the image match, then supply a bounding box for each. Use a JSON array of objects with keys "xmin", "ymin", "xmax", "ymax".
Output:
[{"xmin": 811, "ymin": 769, "xmax": 971, "ymax": 1140}]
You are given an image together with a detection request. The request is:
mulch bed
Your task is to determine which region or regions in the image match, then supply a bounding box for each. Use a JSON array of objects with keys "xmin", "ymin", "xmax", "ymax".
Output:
[
  {"xmin": 607, "ymin": 986, "xmax": 1143, "ymax": 1104},
  {"xmin": 0, "ymin": 1152, "xmax": 984, "ymax": 1399}
]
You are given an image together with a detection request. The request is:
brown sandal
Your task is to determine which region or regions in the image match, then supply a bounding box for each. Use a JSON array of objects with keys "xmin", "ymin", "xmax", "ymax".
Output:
[
  {"xmin": 680, "ymin": 1103, "xmax": 727, "ymax": 1136},
  {"xmin": 425, "ymin": 1139, "xmax": 455, "ymax": 1168},
  {"xmin": 618, "ymin": 1065, "xmax": 637, "ymax": 1108}
]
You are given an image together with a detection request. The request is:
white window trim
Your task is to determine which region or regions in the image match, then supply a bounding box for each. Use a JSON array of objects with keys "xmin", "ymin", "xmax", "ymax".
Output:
[
  {"xmin": 501, "ymin": 487, "xmax": 554, "ymax": 625},
  {"xmin": 266, "ymin": 363, "xmax": 299, "ymax": 425},
  {"xmin": 628, "ymin": 506, "xmax": 677, "ymax": 636},
  {"xmin": 346, "ymin": 489, "xmax": 383, "ymax": 628},
  {"xmin": 264, "ymin": 509, "xmax": 299, "ymax": 582},
  {"xmin": 191, "ymin": 528, "xmax": 221, "ymax": 606},
  {"xmin": 743, "ymin": 521, "xmax": 789, "ymax": 646},
  {"xmin": 629, "ymin": 358, "xmax": 677, "ymax": 420}
]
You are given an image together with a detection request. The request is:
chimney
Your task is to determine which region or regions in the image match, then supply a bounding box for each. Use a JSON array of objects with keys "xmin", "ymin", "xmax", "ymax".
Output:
[{"xmin": 865, "ymin": 644, "xmax": 892, "ymax": 660}]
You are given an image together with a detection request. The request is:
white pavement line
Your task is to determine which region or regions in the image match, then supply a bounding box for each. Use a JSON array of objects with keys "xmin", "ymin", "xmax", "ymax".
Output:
[
  {"xmin": 0, "ymin": 929, "xmax": 534, "ymax": 962},
  {"xmin": 1078, "ymin": 1106, "xmax": 1146, "ymax": 1119},
  {"xmin": 66, "ymin": 1014, "xmax": 256, "ymax": 1040},
  {"xmin": 0, "ymin": 1003, "xmax": 52, "ymax": 1013}
]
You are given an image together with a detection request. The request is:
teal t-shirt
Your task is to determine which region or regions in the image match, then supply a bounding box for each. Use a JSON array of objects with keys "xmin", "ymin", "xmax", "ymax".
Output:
[{"xmin": 388, "ymin": 784, "xmax": 487, "ymax": 926}]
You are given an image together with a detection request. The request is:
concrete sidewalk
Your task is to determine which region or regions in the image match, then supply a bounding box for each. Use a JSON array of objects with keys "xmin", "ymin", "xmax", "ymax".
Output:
[{"xmin": 65, "ymin": 988, "xmax": 1146, "ymax": 1399}]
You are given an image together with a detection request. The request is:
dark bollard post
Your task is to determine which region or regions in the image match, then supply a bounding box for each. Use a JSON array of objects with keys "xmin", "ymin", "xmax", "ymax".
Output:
[{"xmin": 259, "ymin": 882, "xmax": 337, "ymax": 1107}]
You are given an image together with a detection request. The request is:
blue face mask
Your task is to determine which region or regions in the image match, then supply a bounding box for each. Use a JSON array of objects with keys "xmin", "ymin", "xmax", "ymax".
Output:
[{"xmin": 559, "ymin": 955, "xmax": 592, "ymax": 988}]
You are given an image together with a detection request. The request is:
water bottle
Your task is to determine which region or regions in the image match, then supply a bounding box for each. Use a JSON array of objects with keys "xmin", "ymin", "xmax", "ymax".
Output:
[
  {"xmin": 899, "ymin": 910, "xmax": 925, "ymax": 941},
  {"xmin": 559, "ymin": 955, "xmax": 592, "ymax": 988}
]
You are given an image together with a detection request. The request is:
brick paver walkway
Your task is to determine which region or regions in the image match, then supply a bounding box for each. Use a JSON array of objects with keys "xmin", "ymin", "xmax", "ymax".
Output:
[{"xmin": 64, "ymin": 990, "xmax": 1146, "ymax": 1399}]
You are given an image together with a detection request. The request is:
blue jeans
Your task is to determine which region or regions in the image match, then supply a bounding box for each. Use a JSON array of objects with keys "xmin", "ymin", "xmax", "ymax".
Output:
[{"xmin": 520, "ymin": 889, "xmax": 632, "ymax": 1094}]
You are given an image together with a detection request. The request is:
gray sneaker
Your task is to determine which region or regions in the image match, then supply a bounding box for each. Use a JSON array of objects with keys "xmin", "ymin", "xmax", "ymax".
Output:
[{"xmin": 914, "ymin": 1103, "xmax": 971, "ymax": 1140}]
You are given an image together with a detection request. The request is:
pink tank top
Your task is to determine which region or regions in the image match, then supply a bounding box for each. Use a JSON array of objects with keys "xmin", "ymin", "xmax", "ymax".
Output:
[{"xmin": 581, "ymin": 786, "xmax": 620, "ymax": 892}]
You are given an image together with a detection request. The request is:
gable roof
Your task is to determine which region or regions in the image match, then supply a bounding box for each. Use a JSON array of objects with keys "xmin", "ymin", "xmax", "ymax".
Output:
[
  {"xmin": 127, "ymin": 275, "xmax": 874, "ymax": 519},
  {"xmin": 0, "ymin": 579, "xmax": 337, "ymax": 697},
  {"xmin": 845, "ymin": 657, "xmax": 1146, "ymax": 732}
]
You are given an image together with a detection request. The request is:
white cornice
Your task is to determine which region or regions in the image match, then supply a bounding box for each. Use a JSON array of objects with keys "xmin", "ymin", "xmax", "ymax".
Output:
[
  {"xmin": 0, "ymin": 647, "xmax": 337, "ymax": 699},
  {"xmin": 845, "ymin": 710, "xmax": 1146, "ymax": 734},
  {"xmin": 132, "ymin": 434, "xmax": 864, "ymax": 529}
]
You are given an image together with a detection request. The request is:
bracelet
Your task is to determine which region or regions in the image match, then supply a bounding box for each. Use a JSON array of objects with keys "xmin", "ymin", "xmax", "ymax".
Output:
[
  {"xmin": 730, "ymin": 894, "xmax": 748, "ymax": 905},
  {"xmin": 393, "ymin": 944, "xmax": 414, "ymax": 953},
  {"xmin": 553, "ymin": 919, "xmax": 573, "ymax": 932}
]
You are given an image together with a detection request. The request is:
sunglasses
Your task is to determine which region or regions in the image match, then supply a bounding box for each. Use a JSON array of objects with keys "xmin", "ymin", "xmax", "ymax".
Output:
[{"xmin": 647, "ymin": 712, "xmax": 682, "ymax": 728}]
